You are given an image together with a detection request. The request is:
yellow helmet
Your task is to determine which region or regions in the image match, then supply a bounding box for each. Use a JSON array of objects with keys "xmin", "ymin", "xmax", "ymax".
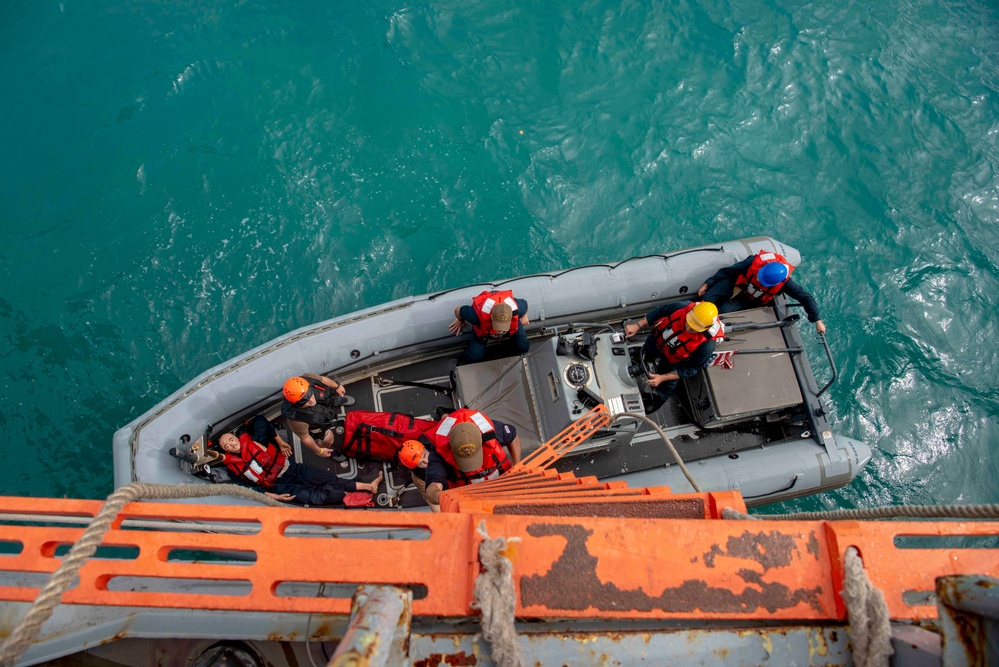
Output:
[{"xmin": 686, "ymin": 302, "xmax": 718, "ymax": 332}]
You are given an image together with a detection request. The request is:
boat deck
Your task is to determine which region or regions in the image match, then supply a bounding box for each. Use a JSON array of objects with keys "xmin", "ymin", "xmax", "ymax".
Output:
[{"xmin": 246, "ymin": 315, "xmax": 811, "ymax": 509}]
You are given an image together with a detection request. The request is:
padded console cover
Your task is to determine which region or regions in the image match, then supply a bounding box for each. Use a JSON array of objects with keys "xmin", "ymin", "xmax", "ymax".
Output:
[
  {"xmin": 454, "ymin": 356, "xmax": 543, "ymax": 454},
  {"xmin": 701, "ymin": 307, "xmax": 802, "ymax": 419}
]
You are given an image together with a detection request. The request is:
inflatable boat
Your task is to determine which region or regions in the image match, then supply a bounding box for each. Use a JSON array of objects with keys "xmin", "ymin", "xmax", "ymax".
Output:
[{"xmin": 112, "ymin": 236, "xmax": 871, "ymax": 508}]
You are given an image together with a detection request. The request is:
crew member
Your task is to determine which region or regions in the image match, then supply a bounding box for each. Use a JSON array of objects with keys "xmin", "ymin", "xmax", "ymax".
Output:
[
  {"xmin": 399, "ymin": 407, "xmax": 522, "ymax": 508},
  {"xmin": 426, "ymin": 407, "xmax": 522, "ymax": 474},
  {"xmin": 218, "ymin": 415, "xmax": 382, "ymax": 506},
  {"xmin": 624, "ymin": 301, "xmax": 724, "ymax": 414},
  {"xmin": 448, "ymin": 290, "xmax": 530, "ymax": 364},
  {"xmin": 281, "ymin": 374, "xmax": 355, "ymax": 457},
  {"xmin": 397, "ymin": 439, "xmax": 451, "ymax": 512},
  {"xmin": 696, "ymin": 250, "xmax": 826, "ymax": 334}
]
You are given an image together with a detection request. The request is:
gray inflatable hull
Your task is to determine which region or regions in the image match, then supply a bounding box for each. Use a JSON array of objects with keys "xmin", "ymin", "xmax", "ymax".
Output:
[{"xmin": 112, "ymin": 236, "xmax": 870, "ymax": 506}]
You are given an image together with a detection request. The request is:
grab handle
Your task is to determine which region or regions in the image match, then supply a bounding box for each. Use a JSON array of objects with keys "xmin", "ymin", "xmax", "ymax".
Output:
[{"xmin": 816, "ymin": 333, "xmax": 837, "ymax": 398}]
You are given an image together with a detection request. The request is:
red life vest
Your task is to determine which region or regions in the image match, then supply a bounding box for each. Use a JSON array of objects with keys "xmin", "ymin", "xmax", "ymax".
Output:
[
  {"xmin": 222, "ymin": 434, "xmax": 286, "ymax": 488},
  {"xmin": 651, "ymin": 303, "xmax": 725, "ymax": 364},
  {"xmin": 341, "ymin": 411, "xmax": 438, "ymax": 463},
  {"xmin": 470, "ymin": 290, "xmax": 521, "ymax": 339},
  {"xmin": 425, "ymin": 408, "xmax": 512, "ymax": 486},
  {"xmin": 734, "ymin": 250, "xmax": 796, "ymax": 303}
]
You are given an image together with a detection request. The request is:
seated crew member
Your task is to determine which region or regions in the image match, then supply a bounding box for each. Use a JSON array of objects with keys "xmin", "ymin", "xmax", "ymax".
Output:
[
  {"xmin": 397, "ymin": 439, "xmax": 452, "ymax": 512},
  {"xmin": 281, "ymin": 374, "xmax": 355, "ymax": 458},
  {"xmin": 696, "ymin": 249, "xmax": 826, "ymax": 334},
  {"xmin": 218, "ymin": 415, "xmax": 382, "ymax": 505},
  {"xmin": 624, "ymin": 301, "xmax": 724, "ymax": 414},
  {"xmin": 448, "ymin": 290, "xmax": 530, "ymax": 364}
]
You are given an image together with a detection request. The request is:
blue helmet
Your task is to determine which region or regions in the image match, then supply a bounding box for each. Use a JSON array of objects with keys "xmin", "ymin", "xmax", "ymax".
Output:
[{"xmin": 758, "ymin": 262, "xmax": 788, "ymax": 287}]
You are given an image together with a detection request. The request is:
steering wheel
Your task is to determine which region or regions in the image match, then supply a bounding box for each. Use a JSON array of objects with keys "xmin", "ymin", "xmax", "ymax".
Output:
[{"xmin": 633, "ymin": 345, "xmax": 655, "ymax": 394}]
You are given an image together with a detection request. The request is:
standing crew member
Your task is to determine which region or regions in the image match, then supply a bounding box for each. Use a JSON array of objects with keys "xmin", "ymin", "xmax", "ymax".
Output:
[
  {"xmin": 696, "ymin": 249, "xmax": 826, "ymax": 334},
  {"xmin": 624, "ymin": 301, "xmax": 724, "ymax": 414},
  {"xmin": 448, "ymin": 290, "xmax": 530, "ymax": 364},
  {"xmin": 281, "ymin": 374, "xmax": 355, "ymax": 458}
]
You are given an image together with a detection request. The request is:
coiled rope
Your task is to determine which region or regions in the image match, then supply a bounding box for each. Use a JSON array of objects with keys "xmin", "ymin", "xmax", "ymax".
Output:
[
  {"xmin": 471, "ymin": 520, "xmax": 525, "ymax": 667},
  {"xmin": 612, "ymin": 412, "xmax": 701, "ymax": 492},
  {"xmin": 0, "ymin": 483, "xmax": 282, "ymax": 667}
]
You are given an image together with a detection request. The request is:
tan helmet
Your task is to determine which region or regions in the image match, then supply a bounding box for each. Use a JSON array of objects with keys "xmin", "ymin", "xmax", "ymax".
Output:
[{"xmin": 448, "ymin": 422, "xmax": 483, "ymax": 472}]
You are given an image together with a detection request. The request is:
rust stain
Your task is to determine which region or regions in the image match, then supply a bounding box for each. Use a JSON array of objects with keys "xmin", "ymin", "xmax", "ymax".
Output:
[
  {"xmin": 807, "ymin": 531, "xmax": 820, "ymax": 560},
  {"xmin": 809, "ymin": 627, "xmax": 829, "ymax": 657},
  {"xmin": 414, "ymin": 651, "xmax": 477, "ymax": 667},
  {"xmin": 520, "ymin": 524, "xmax": 823, "ymax": 614},
  {"xmin": 939, "ymin": 580, "xmax": 984, "ymax": 665},
  {"xmin": 311, "ymin": 619, "xmax": 334, "ymax": 638},
  {"xmin": 702, "ymin": 530, "xmax": 798, "ymax": 572},
  {"xmin": 495, "ymin": 499, "xmax": 705, "ymax": 519}
]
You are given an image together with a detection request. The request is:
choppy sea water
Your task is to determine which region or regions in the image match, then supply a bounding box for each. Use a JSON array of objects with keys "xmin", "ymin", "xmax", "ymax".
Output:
[{"xmin": 1, "ymin": 0, "xmax": 997, "ymax": 513}]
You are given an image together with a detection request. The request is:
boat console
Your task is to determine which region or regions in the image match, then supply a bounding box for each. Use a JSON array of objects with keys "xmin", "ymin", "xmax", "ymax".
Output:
[{"xmin": 454, "ymin": 309, "xmax": 808, "ymax": 459}]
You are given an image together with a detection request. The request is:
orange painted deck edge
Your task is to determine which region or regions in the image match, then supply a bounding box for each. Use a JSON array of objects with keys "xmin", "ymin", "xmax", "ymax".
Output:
[{"xmin": 1, "ymin": 497, "xmax": 996, "ymax": 621}]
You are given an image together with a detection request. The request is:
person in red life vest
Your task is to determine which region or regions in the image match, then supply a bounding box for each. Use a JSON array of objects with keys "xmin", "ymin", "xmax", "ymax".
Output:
[
  {"xmin": 696, "ymin": 250, "xmax": 826, "ymax": 334},
  {"xmin": 624, "ymin": 301, "xmax": 725, "ymax": 414},
  {"xmin": 281, "ymin": 374, "xmax": 355, "ymax": 458},
  {"xmin": 397, "ymin": 439, "xmax": 452, "ymax": 512},
  {"xmin": 448, "ymin": 290, "xmax": 530, "ymax": 364},
  {"xmin": 427, "ymin": 408, "xmax": 521, "ymax": 475},
  {"xmin": 217, "ymin": 416, "xmax": 383, "ymax": 505},
  {"xmin": 398, "ymin": 408, "xmax": 521, "ymax": 509}
]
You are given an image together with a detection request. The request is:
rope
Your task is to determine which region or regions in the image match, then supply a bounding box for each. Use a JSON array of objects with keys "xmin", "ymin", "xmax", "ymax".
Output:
[
  {"xmin": 0, "ymin": 482, "xmax": 282, "ymax": 667},
  {"xmin": 737, "ymin": 504, "xmax": 999, "ymax": 521},
  {"xmin": 841, "ymin": 547, "xmax": 893, "ymax": 667},
  {"xmin": 611, "ymin": 412, "xmax": 701, "ymax": 492},
  {"xmin": 470, "ymin": 521, "xmax": 524, "ymax": 667}
]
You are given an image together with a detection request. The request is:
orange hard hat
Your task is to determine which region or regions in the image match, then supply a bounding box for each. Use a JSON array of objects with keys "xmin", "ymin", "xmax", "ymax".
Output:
[
  {"xmin": 282, "ymin": 376, "xmax": 312, "ymax": 404},
  {"xmin": 399, "ymin": 440, "xmax": 426, "ymax": 469}
]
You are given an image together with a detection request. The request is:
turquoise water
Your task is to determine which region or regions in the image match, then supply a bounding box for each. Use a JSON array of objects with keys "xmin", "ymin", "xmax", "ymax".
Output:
[{"xmin": 1, "ymin": 0, "xmax": 997, "ymax": 511}]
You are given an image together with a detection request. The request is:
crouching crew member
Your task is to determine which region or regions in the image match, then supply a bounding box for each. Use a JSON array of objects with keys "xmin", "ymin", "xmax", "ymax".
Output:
[
  {"xmin": 281, "ymin": 374, "xmax": 355, "ymax": 457},
  {"xmin": 426, "ymin": 407, "xmax": 522, "ymax": 477},
  {"xmin": 218, "ymin": 415, "xmax": 382, "ymax": 506},
  {"xmin": 399, "ymin": 407, "xmax": 522, "ymax": 510},
  {"xmin": 696, "ymin": 249, "xmax": 826, "ymax": 334},
  {"xmin": 397, "ymin": 439, "xmax": 451, "ymax": 512},
  {"xmin": 624, "ymin": 301, "xmax": 724, "ymax": 414},
  {"xmin": 449, "ymin": 290, "xmax": 530, "ymax": 364}
]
